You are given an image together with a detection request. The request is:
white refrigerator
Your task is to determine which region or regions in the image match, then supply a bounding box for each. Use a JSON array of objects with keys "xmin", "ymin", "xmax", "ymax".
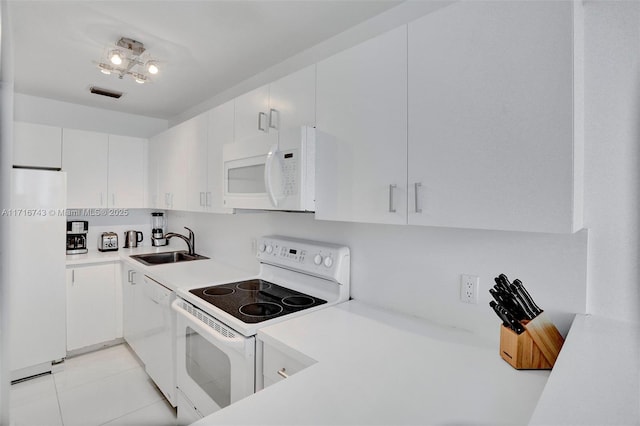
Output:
[{"xmin": 10, "ymin": 168, "xmax": 67, "ymax": 381}]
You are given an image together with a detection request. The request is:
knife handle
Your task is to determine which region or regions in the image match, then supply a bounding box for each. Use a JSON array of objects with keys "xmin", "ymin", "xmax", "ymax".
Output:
[{"xmin": 514, "ymin": 279, "xmax": 542, "ymax": 316}]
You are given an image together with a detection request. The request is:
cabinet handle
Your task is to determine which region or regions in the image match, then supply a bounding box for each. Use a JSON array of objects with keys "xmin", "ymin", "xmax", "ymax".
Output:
[
  {"xmin": 131, "ymin": 271, "xmax": 136, "ymax": 284},
  {"xmin": 414, "ymin": 182, "xmax": 422, "ymax": 213},
  {"xmin": 277, "ymin": 368, "xmax": 289, "ymax": 379},
  {"xmin": 268, "ymin": 108, "xmax": 278, "ymax": 130},
  {"xmin": 206, "ymin": 192, "xmax": 211, "ymax": 207},
  {"xmin": 199, "ymin": 192, "xmax": 205, "ymax": 207},
  {"xmin": 71, "ymin": 269, "xmax": 75, "ymax": 285},
  {"xmin": 388, "ymin": 184, "xmax": 397, "ymax": 213},
  {"xmin": 258, "ymin": 112, "xmax": 268, "ymax": 132}
]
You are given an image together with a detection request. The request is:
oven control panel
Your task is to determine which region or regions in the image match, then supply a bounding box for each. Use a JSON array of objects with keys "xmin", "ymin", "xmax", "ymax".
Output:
[{"xmin": 256, "ymin": 236, "xmax": 350, "ymax": 284}]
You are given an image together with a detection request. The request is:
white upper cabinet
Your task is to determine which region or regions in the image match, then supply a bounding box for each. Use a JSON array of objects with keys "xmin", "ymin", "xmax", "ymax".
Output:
[
  {"xmin": 207, "ymin": 100, "xmax": 234, "ymax": 214},
  {"xmin": 108, "ymin": 135, "xmax": 147, "ymax": 209},
  {"xmin": 269, "ymin": 65, "xmax": 316, "ymax": 150},
  {"xmin": 315, "ymin": 26, "xmax": 408, "ymax": 225},
  {"xmin": 63, "ymin": 128, "xmax": 109, "ymax": 208},
  {"xmin": 315, "ymin": 2, "xmax": 582, "ymax": 233},
  {"xmin": 407, "ymin": 1, "xmax": 582, "ymax": 233},
  {"xmin": 183, "ymin": 113, "xmax": 209, "ymax": 212},
  {"xmin": 147, "ymin": 131, "xmax": 163, "ymax": 209},
  {"xmin": 13, "ymin": 122, "xmax": 62, "ymax": 169},
  {"xmin": 153, "ymin": 123, "xmax": 188, "ymax": 211},
  {"xmin": 234, "ymin": 84, "xmax": 276, "ymax": 146},
  {"xmin": 234, "ymin": 65, "xmax": 316, "ymax": 149},
  {"xmin": 63, "ymin": 128, "xmax": 147, "ymax": 209}
]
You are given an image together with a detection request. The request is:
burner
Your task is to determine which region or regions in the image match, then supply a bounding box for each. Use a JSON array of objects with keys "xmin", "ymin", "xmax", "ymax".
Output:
[
  {"xmin": 237, "ymin": 280, "xmax": 272, "ymax": 291},
  {"xmin": 239, "ymin": 302, "xmax": 283, "ymax": 318},
  {"xmin": 282, "ymin": 295, "xmax": 315, "ymax": 307},
  {"xmin": 203, "ymin": 287, "xmax": 235, "ymax": 296}
]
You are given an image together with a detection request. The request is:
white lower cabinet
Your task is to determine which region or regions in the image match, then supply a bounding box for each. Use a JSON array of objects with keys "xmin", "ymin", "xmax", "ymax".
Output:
[
  {"xmin": 66, "ymin": 263, "xmax": 118, "ymax": 352},
  {"xmin": 122, "ymin": 264, "xmax": 177, "ymax": 407},
  {"xmin": 258, "ymin": 340, "xmax": 315, "ymax": 390}
]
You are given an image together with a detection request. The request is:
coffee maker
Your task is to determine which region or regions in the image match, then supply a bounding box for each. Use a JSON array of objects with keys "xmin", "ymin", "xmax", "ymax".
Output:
[
  {"xmin": 66, "ymin": 220, "xmax": 88, "ymax": 254},
  {"xmin": 151, "ymin": 212, "xmax": 168, "ymax": 246}
]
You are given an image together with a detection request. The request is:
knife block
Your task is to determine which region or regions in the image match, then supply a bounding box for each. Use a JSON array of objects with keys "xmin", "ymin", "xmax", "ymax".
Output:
[{"xmin": 499, "ymin": 312, "xmax": 564, "ymax": 369}]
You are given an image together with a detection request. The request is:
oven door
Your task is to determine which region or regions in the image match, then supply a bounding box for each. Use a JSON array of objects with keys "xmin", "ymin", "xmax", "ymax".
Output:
[{"xmin": 173, "ymin": 299, "xmax": 255, "ymax": 423}]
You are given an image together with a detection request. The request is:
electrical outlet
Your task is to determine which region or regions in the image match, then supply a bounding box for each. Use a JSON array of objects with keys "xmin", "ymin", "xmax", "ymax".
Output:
[{"xmin": 460, "ymin": 274, "xmax": 479, "ymax": 304}]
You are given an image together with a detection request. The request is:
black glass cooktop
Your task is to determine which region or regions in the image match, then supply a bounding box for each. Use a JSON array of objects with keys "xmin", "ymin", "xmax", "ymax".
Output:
[{"xmin": 189, "ymin": 279, "xmax": 326, "ymax": 324}]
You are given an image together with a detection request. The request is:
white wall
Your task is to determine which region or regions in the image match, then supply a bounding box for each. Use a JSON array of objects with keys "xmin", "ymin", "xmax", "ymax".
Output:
[
  {"xmin": 584, "ymin": 1, "xmax": 640, "ymax": 324},
  {"xmin": 168, "ymin": 210, "xmax": 588, "ymax": 343},
  {"xmin": 14, "ymin": 93, "xmax": 167, "ymax": 138},
  {"xmin": 0, "ymin": 0, "xmax": 13, "ymax": 422}
]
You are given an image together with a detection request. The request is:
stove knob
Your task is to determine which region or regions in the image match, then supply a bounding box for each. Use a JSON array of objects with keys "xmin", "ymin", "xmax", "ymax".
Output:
[
  {"xmin": 323, "ymin": 256, "xmax": 333, "ymax": 268},
  {"xmin": 259, "ymin": 243, "xmax": 266, "ymax": 253},
  {"xmin": 313, "ymin": 254, "xmax": 323, "ymax": 265},
  {"xmin": 266, "ymin": 245, "xmax": 273, "ymax": 254}
]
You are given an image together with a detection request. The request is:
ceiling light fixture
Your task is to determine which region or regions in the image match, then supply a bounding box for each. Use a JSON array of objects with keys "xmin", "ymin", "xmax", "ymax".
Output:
[{"xmin": 95, "ymin": 37, "xmax": 160, "ymax": 83}]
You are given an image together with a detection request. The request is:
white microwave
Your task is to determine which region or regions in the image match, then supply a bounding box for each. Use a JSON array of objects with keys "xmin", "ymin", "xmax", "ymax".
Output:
[{"xmin": 222, "ymin": 126, "xmax": 316, "ymax": 211}]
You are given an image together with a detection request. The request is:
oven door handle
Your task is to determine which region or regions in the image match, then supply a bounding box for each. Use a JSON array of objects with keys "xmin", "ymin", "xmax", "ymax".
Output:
[{"xmin": 172, "ymin": 300, "xmax": 247, "ymax": 350}]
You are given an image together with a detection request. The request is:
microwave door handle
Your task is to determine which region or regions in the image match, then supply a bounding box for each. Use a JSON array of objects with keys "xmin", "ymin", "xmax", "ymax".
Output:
[{"xmin": 264, "ymin": 144, "xmax": 279, "ymax": 208}]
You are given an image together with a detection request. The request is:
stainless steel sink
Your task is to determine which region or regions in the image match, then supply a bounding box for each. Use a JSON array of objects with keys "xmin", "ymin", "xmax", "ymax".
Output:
[{"xmin": 130, "ymin": 250, "xmax": 209, "ymax": 266}]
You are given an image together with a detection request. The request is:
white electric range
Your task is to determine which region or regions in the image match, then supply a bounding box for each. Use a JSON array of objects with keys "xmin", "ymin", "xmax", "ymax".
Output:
[{"xmin": 172, "ymin": 235, "xmax": 350, "ymax": 424}]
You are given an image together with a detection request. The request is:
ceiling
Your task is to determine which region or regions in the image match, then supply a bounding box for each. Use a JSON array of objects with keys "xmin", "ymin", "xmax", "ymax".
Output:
[{"xmin": 9, "ymin": 1, "xmax": 400, "ymax": 120}]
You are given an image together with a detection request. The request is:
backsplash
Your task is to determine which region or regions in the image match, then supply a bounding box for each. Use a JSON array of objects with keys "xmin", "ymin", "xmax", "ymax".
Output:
[
  {"xmin": 66, "ymin": 209, "xmax": 154, "ymax": 251},
  {"xmin": 167, "ymin": 210, "xmax": 588, "ymax": 343}
]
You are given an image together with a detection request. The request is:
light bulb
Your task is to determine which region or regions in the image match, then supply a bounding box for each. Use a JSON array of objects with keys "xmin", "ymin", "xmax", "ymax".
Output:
[
  {"xmin": 147, "ymin": 62, "xmax": 158, "ymax": 75},
  {"xmin": 101, "ymin": 69, "xmax": 111, "ymax": 75},
  {"xmin": 135, "ymin": 77, "xmax": 146, "ymax": 84},
  {"xmin": 109, "ymin": 51, "xmax": 122, "ymax": 65}
]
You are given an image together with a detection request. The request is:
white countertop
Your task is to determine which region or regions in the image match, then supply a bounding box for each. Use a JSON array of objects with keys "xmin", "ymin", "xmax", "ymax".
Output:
[
  {"xmin": 196, "ymin": 300, "xmax": 550, "ymax": 426},
  {"xmin": 530, "ymin": 314, "xmax": 640, "ymax": 426},
  {"xmin": 68, "ymin": 250, "xmax": 640, "ymax": 425},
  {"xmin": 67, "ymin": 246, "xmax": 254, "ymax": 292}
]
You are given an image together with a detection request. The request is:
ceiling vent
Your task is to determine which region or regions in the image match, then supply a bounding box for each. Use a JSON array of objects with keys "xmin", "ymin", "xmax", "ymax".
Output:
[{"xmin": 89, "ymin": 86, "xmax": 123, "ymax": 99}]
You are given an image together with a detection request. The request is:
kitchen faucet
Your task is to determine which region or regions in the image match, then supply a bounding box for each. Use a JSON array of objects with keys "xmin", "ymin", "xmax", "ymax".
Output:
[{"xmin": 165, "ymin": 226, "xmax": 196, "ymax": 255}]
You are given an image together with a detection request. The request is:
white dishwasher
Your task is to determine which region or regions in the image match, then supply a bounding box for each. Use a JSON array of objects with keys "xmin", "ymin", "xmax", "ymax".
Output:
[{"xmin": 123, "ymin": 267, "xmax": 177, "ymax": 407}]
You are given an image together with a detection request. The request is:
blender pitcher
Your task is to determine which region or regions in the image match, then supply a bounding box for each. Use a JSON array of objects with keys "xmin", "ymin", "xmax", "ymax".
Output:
[{"xmin": 151, "ymin": 212, "xmax": 168, "ymax": 246}]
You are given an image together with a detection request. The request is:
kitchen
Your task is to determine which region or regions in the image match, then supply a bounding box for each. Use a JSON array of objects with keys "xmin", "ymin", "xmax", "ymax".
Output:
[{"xmin": 1, "ymin": 1, "xmax": 639, "ymax": 425}]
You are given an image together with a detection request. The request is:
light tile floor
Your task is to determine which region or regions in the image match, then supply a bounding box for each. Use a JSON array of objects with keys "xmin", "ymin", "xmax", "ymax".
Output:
[{"xmin": 10, "ymin": 344, "xmax": 177, "ymax": 426}]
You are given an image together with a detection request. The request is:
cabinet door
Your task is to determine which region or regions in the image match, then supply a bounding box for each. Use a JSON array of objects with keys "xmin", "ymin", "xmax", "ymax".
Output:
[
  {"xmin": 108, "ymin": 135, "xmax": 147, "ymax": 208},
  {"xmin": 66, "ymin": 263, "xmax": 117, "ymax": 351},
  {"xmin": 13, "ymin": 122, "xmax": 62, "ymax": 169},
  {"xmin": 315, "ymin": 26, "xmax": 408, "ymax": 225},
  {"xmin": 148, "ymin": 132, "xmax": 163, "ymax": 209},
  {"xmin": 122, "ymin": 266, "xmax": 144, "ymax": 354},
  {"xmin": 269, "ymin": 65, "xmax": 316, "ymax": 151},
  {"xmin": 62, "ymin": 129, "xmax": 109, "ymax": 208},
  {"xmin": 183, "ymin": 113, "xmax": 209, "ymax": 212},
  {"xmin": 408, "ymin": 2, "xmax": 576, "ymax": 233},
  {"xmin": 207, "ymin": 100, "xmax": 234, "ymax": 214},
  {"xmin": 234, "ymin": 84, "xmax": 276, "ymax": 146},
  {"xmin": 156, "ymin": 125, "xmax": 188, "ymax": 211}
]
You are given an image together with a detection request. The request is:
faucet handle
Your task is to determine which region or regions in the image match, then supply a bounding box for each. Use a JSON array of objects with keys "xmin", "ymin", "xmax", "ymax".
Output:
[
  {"xmin": 184, "ymin": 226, "xmax": 194, "ymax": 239},
  {"xmin": 184, "ymin": 227, "xmax": 195, "ymax": 254}
]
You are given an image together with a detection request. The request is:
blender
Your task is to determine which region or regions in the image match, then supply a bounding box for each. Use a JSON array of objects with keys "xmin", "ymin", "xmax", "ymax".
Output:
[{"xmin": 151, "ymin": 212, "xmax": 168, "ymax": 246}]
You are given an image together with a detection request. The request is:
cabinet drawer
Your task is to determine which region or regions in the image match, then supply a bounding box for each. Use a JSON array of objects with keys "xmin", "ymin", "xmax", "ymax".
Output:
[{"xmin": 262, "ymin": 342, "xmax": 314, "ymax": 385}]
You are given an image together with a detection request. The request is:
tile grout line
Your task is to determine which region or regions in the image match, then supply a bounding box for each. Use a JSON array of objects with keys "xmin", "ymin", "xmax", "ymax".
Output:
[{"xmin": 97, "ymin": 399, "xmax": 169, "ymax": 426}]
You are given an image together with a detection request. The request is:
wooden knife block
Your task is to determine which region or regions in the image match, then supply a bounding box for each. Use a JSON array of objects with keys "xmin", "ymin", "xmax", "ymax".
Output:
[{"xmin": 499, "ymin": 312, "xmax": 564, "ymax": 370}]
